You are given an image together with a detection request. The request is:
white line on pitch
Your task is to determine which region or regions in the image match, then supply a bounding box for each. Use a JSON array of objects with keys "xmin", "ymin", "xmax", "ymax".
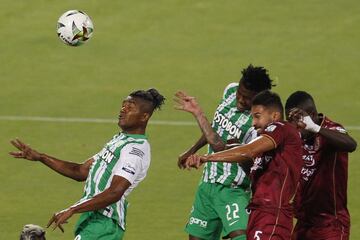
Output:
[
  {"xmin": 0, "ymin": 115, "xmax": 197, "ymax": 126},
  {"xmin": 0, "ymin": 115, "xmax": 359, "ymax": 130}
]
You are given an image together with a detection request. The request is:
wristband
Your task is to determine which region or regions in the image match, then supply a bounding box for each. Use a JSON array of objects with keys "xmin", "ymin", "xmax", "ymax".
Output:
[{"xmin": 302, "ymin": 116, "xmax": 321, "ymax": 133}]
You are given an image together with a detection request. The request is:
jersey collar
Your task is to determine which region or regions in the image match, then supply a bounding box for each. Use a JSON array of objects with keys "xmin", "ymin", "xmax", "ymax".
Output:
[{"xmin": 121, "ymin": 132, "xmax": 148, "ymax": 139}]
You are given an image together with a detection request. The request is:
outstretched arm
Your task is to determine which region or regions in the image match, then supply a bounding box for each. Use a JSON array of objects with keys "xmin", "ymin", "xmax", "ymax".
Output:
[
  {"xmin": 184, "ymin": 136, "xmax": 275, "ymax": 169},
  {"xmin": 9, "ymin": 139, "xmax": 92, "ymax": 182},
  {"xmin": 178, "ymin": 134, "xmax": 207, "ymax": 169},
  {"xmin": 289, "ymin": 108, "xmax": 357, "ymax": 152},
  {"xmin": 174, "ymin": 91, "xmax": 225, "ymax": 152},
  {"xmin": 47, "ymin": 175, "xmax": 131, "ymax": 232}
]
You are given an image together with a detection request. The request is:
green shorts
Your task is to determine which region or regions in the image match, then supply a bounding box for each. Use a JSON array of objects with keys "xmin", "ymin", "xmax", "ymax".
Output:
[
  {"xmin": 74, "ymin": 211, "xmax": 125, "ymax": 240},
  {"xmin": 185, "ymin": 182, "xmax": 250, "ymax": 239}
]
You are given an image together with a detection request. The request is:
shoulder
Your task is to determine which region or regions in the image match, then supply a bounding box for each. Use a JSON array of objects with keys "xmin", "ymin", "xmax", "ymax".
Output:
[
  {"xmin": 321, "ymin": 115, "xmax": 347, "ymax": 134},
  {"xmin": 264, "ymin": 121, "xmax": 300, "ymax": 139},
  {"xmin": 121, "ymin": 140, "xmax": 150, "ymax": 157},
  {"xmin": 222, "ymin": 82, "xmax": 239, "ymax": 99}
]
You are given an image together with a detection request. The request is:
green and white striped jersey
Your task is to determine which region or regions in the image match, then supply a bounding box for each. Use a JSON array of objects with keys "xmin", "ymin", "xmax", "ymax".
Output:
[
  {"xmin": 202, "ymin": 83, "xmax": 256, "ymax": 188},
  {"xmin": 75, "ymin": 132, "xmax": 150, "ymax": 230}
]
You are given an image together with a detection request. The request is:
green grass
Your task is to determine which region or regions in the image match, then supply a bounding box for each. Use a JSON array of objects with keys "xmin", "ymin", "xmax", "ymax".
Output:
[{"xmin": 0, "ymin": 0, "xmax": 359, "ymax": 239}]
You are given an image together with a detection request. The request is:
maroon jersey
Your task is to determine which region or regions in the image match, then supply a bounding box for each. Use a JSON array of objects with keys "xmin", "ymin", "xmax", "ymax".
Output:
[
  {"xmin": 294, "ymin": 114, "xmax": 350, "ymax": 227},
  {"xmin": 248, "ymin": 121, "xmax": 303, "ymax": 214}
]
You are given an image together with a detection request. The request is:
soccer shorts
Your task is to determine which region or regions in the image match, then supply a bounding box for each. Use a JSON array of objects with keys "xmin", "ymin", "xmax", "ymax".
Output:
[
  {"xmin": 292, "ymin": 218, "xmax": 349, "ymax": 240},
  {"xmin": 246, "ymin": 209, "xmax": 293, "ymax": 240},
  {"xmin": 74, "ymin": 211, "xmax": 125, "ymax": 240},
  {"xmin": 185, "ymin": 182, "xmax": 250, "ymax": 239}
]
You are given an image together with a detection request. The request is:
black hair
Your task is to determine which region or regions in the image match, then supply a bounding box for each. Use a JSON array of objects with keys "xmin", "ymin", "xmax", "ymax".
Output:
[
  {"xmin": 252, "ymin": 90, "xmax": 284, "ymax": 117},
  {"xmin": 129, "ymin": 88, "xmax": 165, "ymax": 112},
  {"xmin": 285, "ymin": 91, "xmax": 315, "ymax": 111},
  {"xmin": 241, "ymin": 64, "xmax": 275, "ymax": 92}
]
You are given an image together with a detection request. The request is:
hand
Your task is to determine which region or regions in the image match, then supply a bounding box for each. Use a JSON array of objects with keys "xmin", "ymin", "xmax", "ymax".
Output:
[
  {"xmin": 174, "ymin": 91, "xmax": 202, "ymax": 116},
  {"xmin": 288, "ymin": 108, "xmax": 320, "ymax": 133},
  {"xmin": 184, "ymin": 154, "xmax": 205, "ymax": 170},
  {"xmin": 47, "ymin": 208, "xmax": 74, "ymax": 233},
  {"xmin": 9, "ymin": 139, "xmax": 42, "ymax": 161},
  {"xmin": 178, "ymin": 151, "xmax": 192, "ymax": 169}
]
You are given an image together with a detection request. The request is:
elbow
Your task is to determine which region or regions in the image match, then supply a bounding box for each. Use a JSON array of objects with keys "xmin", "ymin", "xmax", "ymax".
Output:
[
  {"xmin": 348, "ymin": 140, "xmax": 357, "ymax": 153},
  {"xmin": 211, "ymin": 142, "xmax": 226, "ymax": 152}
]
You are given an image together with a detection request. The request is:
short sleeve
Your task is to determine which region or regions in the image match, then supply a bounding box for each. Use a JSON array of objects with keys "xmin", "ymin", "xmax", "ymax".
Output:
[
  {"xmin": 327, "ymin": 124, "xmax": 347, "ymax": 134},
  {"xmin": 243, "ymin": 127, "xmax": 258, "ymax": 144},
  {"xmin": 261, "ymin": 122, "xmax": 286, "ymax": 148},
  {"xmin": 222, "ymin": 82, "xmax": 238, "ymax": 100},
  {"xmin": 112, "ymin": 143, "xmax": 146, "ymax": 184}
]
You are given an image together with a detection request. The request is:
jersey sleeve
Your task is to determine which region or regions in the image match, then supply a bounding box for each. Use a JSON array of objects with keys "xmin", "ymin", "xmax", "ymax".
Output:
[
  {"xmin": 261, "ymin": 122, "xmax": 286, "ymax": 148},
  {"xmin": 243, "ymin": 127, "xmax": 258, "ymax": 144},
  {"xmin": 112, "ymin": 143, "xmax": 147, "ymax": 184},
  {"xmin": 326, "ymin": 123, "xmax": 347, "ymax": 134},
  {"xmin": 222, "ymin": 82, "xmax": 238, "ymax": 100}
]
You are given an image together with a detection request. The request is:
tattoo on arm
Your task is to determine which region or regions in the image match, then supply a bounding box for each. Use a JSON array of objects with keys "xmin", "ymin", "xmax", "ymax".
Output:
[{"xmin": 195, "ymin": 111, "xmax": 225, "ymax": 152}]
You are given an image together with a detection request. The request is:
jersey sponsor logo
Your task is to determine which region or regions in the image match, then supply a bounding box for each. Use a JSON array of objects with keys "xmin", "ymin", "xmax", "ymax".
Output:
[
  {"xmin": 189, "ymin": 217, "xmax": 207, "ymax": 228},
  {"xmin": 98, "ymin": 148, "xmax": 115, "ymax": 164},
  {"xmin": 251, "ymin": 156, "xmax": 272, "ymax": 172},
  {"xmin": 303, "ymin": 154, "xmax": 315, "ymax": 167},
  {"xmin": 129, "ymin": 147, "xmax": 145, "ymax": 158},
  {"xmin": 122, "ymin": 164, "xmax": 136, "ymax": 175},
  {"xmin": 301, "ymin": 166, "xmax": 316, "ymax": 181},
  {"xmin": 213, "ymin": 111, "xmax": 242, "ymax": 138},
  {"xmin": 265, "ymin": 124, "xmax": 277, "ymax": 132}
]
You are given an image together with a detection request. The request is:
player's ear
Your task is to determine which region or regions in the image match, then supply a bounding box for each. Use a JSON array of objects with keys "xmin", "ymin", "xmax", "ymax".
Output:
[
  {"xmin": 141, "ymin": 112, "xmax": 151, "ymax": 122},
  {"xmin": 272, "ymin": 111, "xmax": 281, "ymax": 121}
]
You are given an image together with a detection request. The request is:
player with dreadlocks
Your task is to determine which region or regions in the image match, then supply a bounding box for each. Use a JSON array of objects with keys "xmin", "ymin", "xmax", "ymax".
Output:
[
  {"xmin": 174, "ymin": 65, "xmax": 274, "ymax": 240},
  {"xmin": 10, "ymin": 88, "xmax": 165, "ymax": 240}
]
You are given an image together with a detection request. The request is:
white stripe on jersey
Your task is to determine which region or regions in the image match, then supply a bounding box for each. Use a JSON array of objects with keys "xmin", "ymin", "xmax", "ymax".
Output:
[
  {"xmin": 209, "ymin": 162, "xmax": 218, "ymax": 183},
  {"xmin": 217, "ymin": 163, "xmax": 232, "ymax": 184},
  {"xmin": 234, "ymin": 167, "xmax": 246, "ymax": 185}
]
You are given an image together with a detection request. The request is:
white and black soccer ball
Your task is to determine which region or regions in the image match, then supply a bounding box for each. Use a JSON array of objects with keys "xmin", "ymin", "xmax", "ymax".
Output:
[{"xmin": 57, "ymin": 10, "xmax": 94, "ymax": 46}]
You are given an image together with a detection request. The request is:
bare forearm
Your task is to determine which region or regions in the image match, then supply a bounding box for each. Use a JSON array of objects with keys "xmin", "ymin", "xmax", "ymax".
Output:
[
  {"xmin": 71, "ymin": 189, "xmax": 122, "ymax": 214},
  {"xmin": 193, "ymin": 111, "xmax": 225, "ymax": 152},
  {"xmin": 204, "ymin": 136, "xmax": 275, "ymax": 163},
  {"xmin": 319, "ymin": 128, "xmax": 357, "ymax": 152},
  {"xmin": 38, "ymin": 153, "xmax": 88, "ymax": 181},
  {"xmin": 186, "ymin": 134, "xmax": 207, "ymax": 154},
  {"xmin": 205, "ymin": 146, "xmax": 253, "ymax": 163}
]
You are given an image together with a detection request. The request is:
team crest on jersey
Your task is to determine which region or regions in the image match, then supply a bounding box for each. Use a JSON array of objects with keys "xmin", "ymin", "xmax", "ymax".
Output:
[
  {"xmin": 329, "ymin": 126, "xmax": 347, "ymax": 134},
  {"xmin": 265, "ymin": 125, "xmax": 277, "ymax": 132}
]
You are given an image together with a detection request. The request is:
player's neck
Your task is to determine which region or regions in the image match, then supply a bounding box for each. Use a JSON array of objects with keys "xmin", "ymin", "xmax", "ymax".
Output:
[{"xmin": 121, "ymin": 126, "xmax": 146, "ymax": 135}]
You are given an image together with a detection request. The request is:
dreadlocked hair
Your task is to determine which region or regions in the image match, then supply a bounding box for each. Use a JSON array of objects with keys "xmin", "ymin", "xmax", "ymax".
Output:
[{"xmin": 129, "ymin": 88, "xmax": 165, "ymax": 111}]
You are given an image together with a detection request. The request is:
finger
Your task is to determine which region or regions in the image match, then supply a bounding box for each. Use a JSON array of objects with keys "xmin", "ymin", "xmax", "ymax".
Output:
[
  {"xmin": 174, "ymin": 104, "xmax": 184, "ymax": 111},
  {"xmin": 10, "ymin": 140, "xmax": 22, "ymax": 150},
  {"xmin": 173, "ymin": 97, "xmax": 185, "ymax": 105},
  {"xmin": 9, "ymin": 152, "xmax": 24, "ymax": 158},
  {"xmin": 15, "ymin": 139, "xmax": 27, "ymax": 149},
  {"xmin": 175, "ymin": 91, "xmax": 187, "ymax": 98},
  {"xmin": 57, "ymin": 223, "xmax": 65, "ymax": 233},
  {"xmin": 47, "ymin": 214, "xmax": 56, "ymax": 228}
]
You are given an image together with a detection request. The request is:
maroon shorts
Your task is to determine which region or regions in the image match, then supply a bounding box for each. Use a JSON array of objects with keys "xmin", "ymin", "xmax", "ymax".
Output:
[
  {"xmin": 292, "ymin": 219, "xmax": 349, "ymax": 240},
  {"xmin": 246, "ymin": 209, "xmax": 293, "ymax": 240}
]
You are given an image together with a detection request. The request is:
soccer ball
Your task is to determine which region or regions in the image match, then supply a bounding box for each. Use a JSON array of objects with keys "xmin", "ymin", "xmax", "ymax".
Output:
[{"xmin": 56, "ymin": 10, "xmax": 94, "ymax": 46}]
